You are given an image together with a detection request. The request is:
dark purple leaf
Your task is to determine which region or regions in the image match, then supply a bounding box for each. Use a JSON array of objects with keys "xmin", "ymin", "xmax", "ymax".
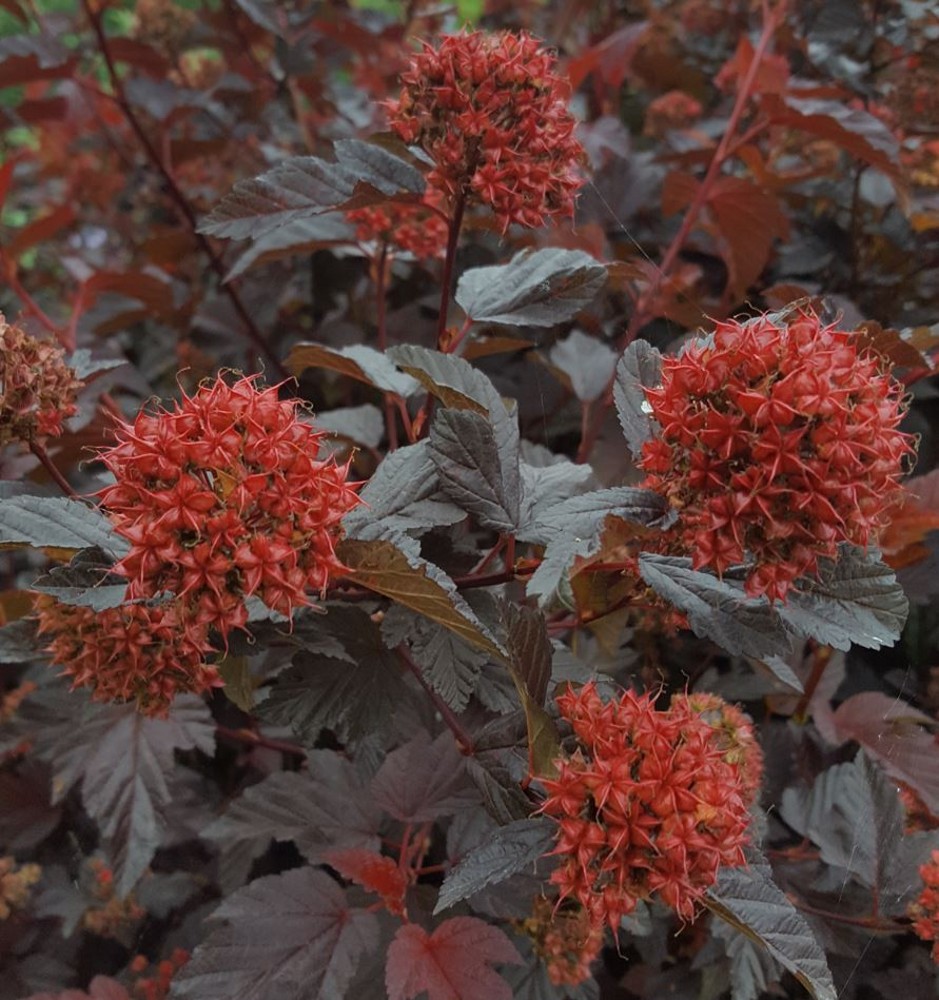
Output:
[
  {"xmin": 455, "ymin": 249, "xmax": 607, "ymax": 327},
  {"xmin": 29, "ymin": 686, "xmax": 214, "ymax": 894},
  {"xmin": 371, "ymin": 730, "xmax": 477, "ymax": 823},
  {"xmin": 613, "ymin": 340, "xmax": 662, "ymax": 458},
  {"xmin": 429, "ymin": 408, "xmax": 520, "ymax": 532},
  {"xmin": 203, "ymin": 752, "xmax": 382, "ymax": 890},
  {"xmin": 171, "ymin": 868, "xmax": 379, "ymax": 1000},
  {"xmin": 706, "ymin": 850, "xmax": 836, "ymax": 1000}
]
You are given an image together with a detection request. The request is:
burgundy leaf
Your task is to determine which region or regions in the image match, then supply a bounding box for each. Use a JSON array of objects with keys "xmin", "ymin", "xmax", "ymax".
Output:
[{"xmin": 385, "ymin": 917, "xmax": 522, "ymax": 1000}]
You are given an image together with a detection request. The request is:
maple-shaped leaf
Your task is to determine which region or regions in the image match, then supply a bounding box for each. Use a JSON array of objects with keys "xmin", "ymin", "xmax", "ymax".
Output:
[
  {"xmin": 202, "ymin": 751, "xmax": 382, "ymax": 890},
  {"xmin": 171, "ymin": 868, "xmax": 379, "ymax": 1000},
  {"xmin": 385, "ymin": 916, "xmax": 522, "ymax": 1000},
  {"xmin": 27, "ymin": 683, "xmax": 214, "ymax": 895},
  {"xmin": 323, "ymin": 848, "xmax": 409, "ymax": 916},
  {"xmin": 371, "ymin": 730, "xmax": 477, "ymax": 823}
]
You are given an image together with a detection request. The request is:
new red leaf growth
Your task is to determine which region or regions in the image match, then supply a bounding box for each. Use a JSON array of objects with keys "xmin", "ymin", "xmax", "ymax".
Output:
[{"xmin": 385, "ymin": 916, "xmax": 522, "ymax": 1000}]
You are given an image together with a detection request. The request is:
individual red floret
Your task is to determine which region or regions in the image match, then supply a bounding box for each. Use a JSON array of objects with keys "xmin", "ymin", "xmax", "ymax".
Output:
[
  {"xmin": 638, "ymin": 310, "xmax": 915, "ymax": 601},
  {"xmin": 522, "ymin": 896, "xmax": 604, "ymax": 986},
  {"xmin": 346, "ymin": 194, "xmax": 448, "ymax": 260},
  {"xmin": 910, "ymin": 850, "xmax": 939, "ymax": 963},
  {"xmin": 670, "ymin": 692, "xmax": 763, "ymax": 806},
  {"xmin": 539, "ymin": 682, "xmax": 750, "ymax": 935},
  {"xmin": 0, "ymin": 315, "xmax": 82, "ymax": 447},
  {"xmin": 34, "ymin": 594, "xmax": 218, "ymax": 716},
  {"xmin": 97, "ymin": 374, "xmax": 361, "ymax": 637},
  {"xmin": 386, "ymin": 30, "xmax": 584, "ymax": 231}
]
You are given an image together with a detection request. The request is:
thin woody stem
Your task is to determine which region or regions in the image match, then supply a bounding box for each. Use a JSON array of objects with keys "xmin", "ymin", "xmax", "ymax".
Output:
[
  {"xmin": 436, "ymin": 193, "xmax": 467, "ymax": 351},
  {"xmin": 374, "ymin": 243, "xmax": 399, "ymax": 450},
  {"xmin": 398, "ymin": 645, "xmax": 475, "ymax": 753},
  {"xmin": 80, "ymin": 0, "xmax": 286, "ymax": 378},
  {"xmin": 577, "ymin": 4, "xmax": 783, "ymax": 463},
  {"xmin": 29, "ymin": 441, "xmax": 78, "ymax": 498}
]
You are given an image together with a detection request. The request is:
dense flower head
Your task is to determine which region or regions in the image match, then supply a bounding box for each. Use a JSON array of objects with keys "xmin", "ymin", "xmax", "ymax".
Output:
[
  {"xmin": 644, "ymin": 90, "xmax": 704, "ymax": 137},
  {"xmin": 35, "ymin": 595, "xmax": 218, "ymax": 716},
  {"xmin": 386, "ymin": 30, "xmax": 584, "ymax": 230},
  {"xmin": 0, "ymin": 855, "xmax": 41, "ymax": 920},
  {"xmin": 539, "ymin": 682, "xmax": 750, "ymax": 932},
  {"xmin": 671, "ymin": 692, "xmax": 763, "ymax": 806},
  {"xmin": 0, "ymin": 316, "xmax": 82, "ymax": 447},
  {"xmin": 129, "ymin": 949, "xmax": 190, "ymax": 1000},
  {"xmin": 910, "ymin": 850, "xmax": 939, "ymax": 963},
  {"xmin": 346, "ymin": 195, "xmax": 448, "ymax": 259},
  {"xmin": 97, "ymin": 374, "xmax": 360, "ymax": 637},
  {"xmin": 81, "ymin": 859, "xmax": 146, "ymax": 938},
  {"xmin": 521, "ymin": 897, "xmax": 604, "ymax": 986},
  {"xmin": 638, "ymin": 310, "xmax": 915, "ymax": 601}
]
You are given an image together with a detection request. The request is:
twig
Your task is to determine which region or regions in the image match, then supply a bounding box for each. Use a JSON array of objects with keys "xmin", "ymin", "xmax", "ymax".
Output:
[
  {"xmin": 215, "ymin": 725, "xmax": 307, "ymax": 758},
  {"xmin": 576, "ymin": 4, "xmax": 783, "ymax": 462},
  {"xmin": 29, "ymin": 441, "xmax": 77, "ymax": 497},
  {"xmin": 80, "ymin": 0, "xmax": 286, "ymax": 378},
  {"xmin": 436, "ymin": 193, "xmax": 466, "ymax": 350},
  {"xmin": 398, "ymin": 645, "xmax": 475, "ymax": 753}
]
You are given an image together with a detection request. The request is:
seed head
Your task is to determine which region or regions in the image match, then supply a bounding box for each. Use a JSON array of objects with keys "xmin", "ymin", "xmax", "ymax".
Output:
[
  {"xmin": 539, "ymin": 682, "xmax": 750, "ymax": 930},
  {"xmin": 910, "ymin": 850, "xmax": 939, "ymax": 963},
  {"xmin": 638, "ymin": 310, "xmax": 915, "ymax": 601},
  {"xmin": 0, "ymin": 316, "xmax": 81, "ymax": 447},
  {"xmin": 386, "ymin": 30, "xmax": 584, "ymax": 231},
  {"xmin": 34, "ymin": 595, "xmax": 218, "ymax": 716},
  {"xmin": 97, "ymin": 374, "xmax": 360, "ymax": 637}
]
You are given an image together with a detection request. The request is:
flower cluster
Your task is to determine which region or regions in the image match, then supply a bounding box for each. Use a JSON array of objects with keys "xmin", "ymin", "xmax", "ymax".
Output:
[
  {"xmin": 540, "ymin": 682, "xmax": 750, "ymax": 935},
  {"xmin": 521, "ymin": 897, "xmax": 604, "ymax": 986},
  {"xmin": 671, "ymin": 692, "xmax": 763, "ymax": 805},
  {"xmin": 0, "ymin": 316, "xmax": 82, "ymax": 448},
  {"xmin": 129, "ymin": 949, "xmax": 190, "ymax": 1000},
  {"xmin": 34, "ymin": 595, "xmax": 218, "ymax": 716},
  {"xmin": 0, "ymin": 855, "xmax": 41, "ymax": 920},
  {"xmin": 638, "ymin": 310, "xmax": 915, "ymax": 600},
  {"xmin": 644, "ymin": 90, "xmax": 704, "ymax": 137},
  {"xmin": 346, "ymin": 196, "xmax": 448, "ymax": 260},
  {"xmin": 386, "ymin": 31, "xmax": 584, "ymax": 230},
  {"xmin": 910, "ymin": 850, "xmax": 939, "ymax": 963},
  {"xmin": 80, "ymin": 859, "xmax": 146, "ymax": 939},
  {"xmin": 98, "ymin": 375, "xmax": 360, "ymax": 637}
]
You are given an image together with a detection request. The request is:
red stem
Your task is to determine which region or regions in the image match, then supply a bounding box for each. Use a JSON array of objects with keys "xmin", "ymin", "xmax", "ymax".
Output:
[
  {"xmin": 398, "ymin": 645, "xmax": 475, "ymax": 753},
  {"xmin": 80, "ymin": 0, "xmax": 286, "ymax": 378},
  {"xmin": 29, "ymin": 441, "xmax": 77, "ymax": 497},
  {"xmin": 576, "ymin": 5, "xmax": 782, "ymax": 463},
  {"xmin": 215, "ymin": 725, "xmax": 307, "ymax": 758},
  {"xmin": 625, "ymin": 6, "xmax": 781, "ymax": 344},
  {"xmin": 436, "ymin": 193, "xmax": 467, "ymax": 351},
  {"xmin": 373, "ymin": 244, "xmax": 399, "ymax": 451}
]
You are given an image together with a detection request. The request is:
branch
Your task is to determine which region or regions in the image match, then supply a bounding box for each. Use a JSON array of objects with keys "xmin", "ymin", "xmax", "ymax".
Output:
[
  {"xmin": 80, "ymin": 0, "xmax": 287, "ymax": 378},
  {"xmin": 398, "ymin": 645, "xmax": 475, "ymax": 754}
]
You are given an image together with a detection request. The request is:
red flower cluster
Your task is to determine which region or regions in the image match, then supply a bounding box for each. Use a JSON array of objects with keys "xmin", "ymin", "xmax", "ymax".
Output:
[
  {"xmin": 522, "ymin": 897, "xmax": 604, "ymax": 987},
  {"xmin": 540, "ymin": 682, "xmax": 750, "ymax": 935},
  {"xmin": 98, "ymin": 375, "xmax": 360, "ymax": 636},
  {"xmin": 34, "ymin": 595, "xmax": 218, "ymax": 716},
  {"xmin": 386, "ymin": 31, "xmax": 584, "ymax": 230},
  {"xmin": 0, "ymin": 316, "xmax": 82, "ymax": 447},
  {"xmin": 0, "ymin": 855, "xmax": 41, "ymax": 920},
  {"xmin": 671, "ymin": 692, "xmax": 763, "ymax": 806},
  {"xmin": 346, "ymin": 196, "xmax": 448, "ymax": 260},
  {"xmin": 910, "ymin": 850, "xmax": 939, "ymax": 963},
  {"xmin": 644, "ymin": 90, "xmax": 704, "ymax": 137},
  {"xmin": 638, "ymin": 310, "xmax": 915, "ymax": 600},
  {"xmin": 129, "ymin": 949, "xmax": 190, "ymax": 1000}
]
